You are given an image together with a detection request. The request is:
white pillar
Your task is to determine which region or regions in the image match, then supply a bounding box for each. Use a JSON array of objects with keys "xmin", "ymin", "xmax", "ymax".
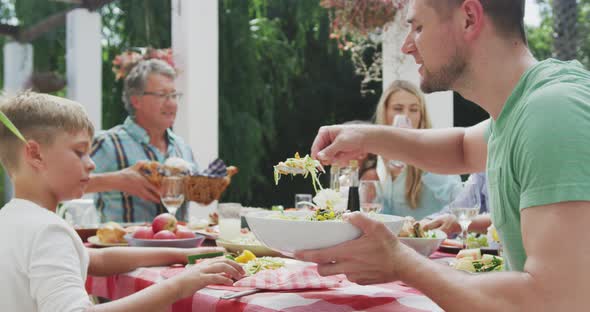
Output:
[
  {"xmin": 171, "ymin": 0, "xmax": 219, "ymax": 169},
  {"xmin": 3, "ymin": 41, "xmax": 33, "ymax": 202},
  {"xmin": 66, "ymin": 8, "xmax": 102, "ymax": 130},
  {"xmin": 382, "ymin": 13, "xmax": 454, "ymax": 129}
]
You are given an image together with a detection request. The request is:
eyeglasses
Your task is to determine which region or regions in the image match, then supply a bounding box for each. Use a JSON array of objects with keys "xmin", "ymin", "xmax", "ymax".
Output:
[{"xmin": 142, "ymin": 91, "xmax": 183, "ymax": 102}]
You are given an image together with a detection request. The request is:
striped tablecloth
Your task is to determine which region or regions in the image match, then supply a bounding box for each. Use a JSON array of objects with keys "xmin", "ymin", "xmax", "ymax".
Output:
[{"xmin": 86, "ymin": 252, "xmax": 453, "ymax": 312}]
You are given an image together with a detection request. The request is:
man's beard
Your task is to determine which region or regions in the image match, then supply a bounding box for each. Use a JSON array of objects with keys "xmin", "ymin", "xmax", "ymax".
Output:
[{"xmin": 420, "ymin": 51, "xmax": 467, "ymax": 94}]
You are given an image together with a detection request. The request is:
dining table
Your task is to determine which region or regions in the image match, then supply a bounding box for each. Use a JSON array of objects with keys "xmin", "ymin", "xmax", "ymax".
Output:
[{"xmin": 85, "ymin": 244, "xmax": 451, "ymax": 312}]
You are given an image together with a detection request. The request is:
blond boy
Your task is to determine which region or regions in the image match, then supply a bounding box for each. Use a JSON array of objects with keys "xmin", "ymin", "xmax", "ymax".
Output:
[{"xmin": 0, "ymin": 92, "xmax": 243, "ymax": 312}]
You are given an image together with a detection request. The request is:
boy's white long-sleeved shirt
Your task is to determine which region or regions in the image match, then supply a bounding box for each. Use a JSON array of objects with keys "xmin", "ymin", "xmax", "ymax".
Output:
[{"xmin": 0, "ymin": 198, "xmax": 92, "ymax": 312}]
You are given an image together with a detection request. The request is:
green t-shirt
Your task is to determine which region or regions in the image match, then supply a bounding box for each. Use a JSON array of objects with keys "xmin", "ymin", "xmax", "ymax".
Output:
[{"xmin": 486, "ymin": 59, "xmax": 590, "ymax": 271}]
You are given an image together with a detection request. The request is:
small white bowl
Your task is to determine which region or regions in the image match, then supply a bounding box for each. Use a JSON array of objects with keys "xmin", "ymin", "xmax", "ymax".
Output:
[
  {"xmin": 398, "ymin": 229, "xmax": 447, "ymax": 257},
  {"xmin": 245, "ymin": 210, "xmax": 405, "ymax": 256}
]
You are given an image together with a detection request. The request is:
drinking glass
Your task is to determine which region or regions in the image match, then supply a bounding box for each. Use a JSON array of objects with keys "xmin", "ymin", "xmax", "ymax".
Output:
[
  {"xmin": 359, "ymin": 180, "xmax": 384, "ymax": 214},
  {"xmin": 294, "ymin": 194, "xmax": 313, "ymax": 210},
  {"xmin": 217, "ymin": 202, "xmax": 242, "ymax": 241},
  {"xmin": 160, "ymin": 176, "xmax": 185, "ymax": 217},
  {"xmin": 449, "ymin": 182, "xmax": 481, "ymax": 246},
  {"xmin": 389, "ymin": 115, "xmax": 413, "ymax": 168}
]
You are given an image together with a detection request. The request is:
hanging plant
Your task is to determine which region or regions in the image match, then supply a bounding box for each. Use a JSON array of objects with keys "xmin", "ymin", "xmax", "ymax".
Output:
[
  {"xmin": 112, "ymin": 48, "xmax": 176, "ymax": 81},
  {"xmin": 320, "ymin": 0, "xmax": 407, "ymax": 95}
]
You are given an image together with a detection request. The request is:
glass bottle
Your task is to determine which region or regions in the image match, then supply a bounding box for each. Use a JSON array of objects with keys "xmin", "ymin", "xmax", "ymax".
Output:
[{"xmin": 337, "ymin": 160, "xmax": 359, "ymax": 211}]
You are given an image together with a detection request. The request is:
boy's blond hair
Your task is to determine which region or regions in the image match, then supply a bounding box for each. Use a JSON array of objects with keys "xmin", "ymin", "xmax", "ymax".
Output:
[{"xmin": 0, "ymin": 91, "xmax": 94, "ymax": 174}]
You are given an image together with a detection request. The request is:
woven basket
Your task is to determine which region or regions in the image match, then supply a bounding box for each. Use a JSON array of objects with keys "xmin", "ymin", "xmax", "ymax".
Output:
[{"xmin": 184, "ymin": 166, "xmax": 238, "ymax": 205}]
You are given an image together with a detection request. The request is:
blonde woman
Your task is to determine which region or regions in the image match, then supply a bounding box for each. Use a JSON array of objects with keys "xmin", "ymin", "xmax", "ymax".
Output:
[{"xmin": 374, "ymin": 80, "xmax": 461, "ymax": 219}]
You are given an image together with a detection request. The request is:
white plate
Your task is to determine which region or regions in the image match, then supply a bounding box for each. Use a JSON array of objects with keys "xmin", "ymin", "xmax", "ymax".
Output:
[
  {"xmin": 216, "ymin": 239, "xmax": 283, "ymax": 257},
  {"xmin": 87, "ymin": 235, "xmax": 127, "ymax": 247}
]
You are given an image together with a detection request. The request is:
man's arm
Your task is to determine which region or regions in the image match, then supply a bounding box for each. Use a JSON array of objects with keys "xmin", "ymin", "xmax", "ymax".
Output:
[
  {"xmin": 87, "ymin": 246, "xmax": 225, "ymax": 276},
  {"xmin": 298, "ymin": 202, "xmax": 590, "ymax": 311},
  {"xmin": 403, "ymin": 201, "xmax": 590, "ymax": 311},
  {"xmin": 312, "ymin": 120, "xmax": 489, "ymax": 175}
]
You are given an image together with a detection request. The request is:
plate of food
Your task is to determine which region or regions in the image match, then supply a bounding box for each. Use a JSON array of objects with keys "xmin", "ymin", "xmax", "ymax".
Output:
[
  {"xmin": 87, "ymin": 235, "xmax": 127, "ymax": 247},
  {"xmin": 449, "ymin": 248, "xmax": 504, "ymax": 273},
  {"xmin": 438, "ymin": 233, "xmax": 500, "ymax": 255},
  {"xmin": 397, "ymin": 218, "xmax": 447, "ymax": 257},
  {"xmin": 87, "ymin": 222, "xmax": 129, "ymax": 247},
  {"xmin": 216, "ymin": 232, "xmax": 283, "ymax": 257}
]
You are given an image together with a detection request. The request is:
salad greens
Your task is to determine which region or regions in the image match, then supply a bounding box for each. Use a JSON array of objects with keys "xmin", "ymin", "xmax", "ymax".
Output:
[
  {"xmin": 273, "ymin": 153, "xmax": 325, "ymax": 192},
  {"xmin": 465, "ymin": 233, "xmax": 489, "ymax": 248},
  {"xmin": 243, "ymin": 257, "xmax": 285, "ymax": 275}
]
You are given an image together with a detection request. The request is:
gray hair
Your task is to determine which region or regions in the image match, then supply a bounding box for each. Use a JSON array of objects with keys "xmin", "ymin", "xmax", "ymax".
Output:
[{"xmin": 122, "ymin": 59, "xmax": 176, "ymax": 116}]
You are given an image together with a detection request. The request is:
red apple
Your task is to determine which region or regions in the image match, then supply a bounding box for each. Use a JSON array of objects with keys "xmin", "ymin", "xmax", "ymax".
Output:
[
  {"xmin": 175, "ymin": 229, "xmax": 196, "ymax": 239},
  {"xmin": 153, "ymin": 230, "xmax": 176, "ymax": 240},
  {"xmin": 152, "ymin": 213, "xmax": 178, "ymax": 234},
  {"xmin": 133, "ymin": 227, "xmax": 154, "ymax": 239}
]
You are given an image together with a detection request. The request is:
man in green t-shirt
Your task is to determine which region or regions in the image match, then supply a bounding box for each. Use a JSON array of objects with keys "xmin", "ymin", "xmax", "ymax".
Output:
[{"xmin": 296, "ymin": 0, "xmax": 590, "ymax": 310}]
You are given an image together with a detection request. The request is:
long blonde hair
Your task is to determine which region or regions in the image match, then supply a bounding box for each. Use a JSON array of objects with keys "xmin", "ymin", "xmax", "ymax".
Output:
[{"xmin": 373, "ymin": 80, "xmax": 432, "ymax": 209}]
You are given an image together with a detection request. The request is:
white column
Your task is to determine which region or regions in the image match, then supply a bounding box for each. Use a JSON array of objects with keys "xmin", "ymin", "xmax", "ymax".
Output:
[
  {"xmin": 171, "ymin": 0, "xmax": 219, "ymax": 169},
  {"xmin": 66, "ymin": 8, "xmax": 102, "ymax": 130},
  {"xmin": 3, "ymin": 41, "xmax": 33, "ymax": 202},
  {"xmin": 382, "ymin": 13, "xmax": 453, "ymax": 129}
]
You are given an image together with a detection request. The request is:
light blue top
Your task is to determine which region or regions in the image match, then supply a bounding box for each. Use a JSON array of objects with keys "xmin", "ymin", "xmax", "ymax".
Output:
[
  {"xmin": 427, "ymin": 171, "xmax": 489, "ymax": 219},
  {"xmin": 90, "ymin": 117, "xmax": 197, "ymax": 223},
  {"xmin": 377, "ymin": 158, "xmax": 462, "ymax": 220}
]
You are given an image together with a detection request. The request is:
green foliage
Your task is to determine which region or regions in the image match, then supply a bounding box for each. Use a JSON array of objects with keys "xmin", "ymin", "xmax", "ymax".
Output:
[
  {"xmin": 3, "ymin": 1, "xmax": 378, "ymax": 209},
  {"xmin": 526, "ymin": 0, "xmax": 590, "ymax": 68},
  {"xmin": 218, "ymin": 0, "xmax": 379, "ymax": 207}
]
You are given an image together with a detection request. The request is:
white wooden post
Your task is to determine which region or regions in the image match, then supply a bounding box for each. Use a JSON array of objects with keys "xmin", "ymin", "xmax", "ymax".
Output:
[
  {"xmin": 3, "ymin": 41, "xmax": 33, "ymax": 202},
  {"xmin": 383, "ymin": 14, "xmax": 454, "ymax": 129},
  {"xmin": 172, "ymin": 0, "xmax": 220, "ymax": 218},
  {"xmin": 171, "ymin": 0, "xmax": 219, "ymax": 169},
  {"xmin": 66, "ymin": 8, "xmax": 102, "ymax": 130}
]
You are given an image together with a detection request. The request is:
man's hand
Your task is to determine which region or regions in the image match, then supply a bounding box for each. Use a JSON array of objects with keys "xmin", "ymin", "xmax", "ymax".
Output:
[
  {"xmin": 311, "ymin": 125, "xmax": 372, "ymax": 166},
  {"xmin": 116, "ymin": 165, "xmax": 161, "ymax": 203},
  {"xmin": 295, "ymin": 212, "xmax": 414, "ymax": 285},
  {"xmin": 421, "ymin": 214, "xmax": 461, "ymax": 236}
]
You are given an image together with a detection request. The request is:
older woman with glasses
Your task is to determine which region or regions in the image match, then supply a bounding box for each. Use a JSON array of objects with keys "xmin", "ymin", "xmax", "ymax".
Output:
[{"xmin": 87, "ymin": 59, "xmax": 197, "ymax": 223}]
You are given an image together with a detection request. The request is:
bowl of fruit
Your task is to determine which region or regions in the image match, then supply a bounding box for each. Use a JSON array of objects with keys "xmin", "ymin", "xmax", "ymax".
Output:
[{"xmin": 125, "ymin": 213, "xmax": 206, "ymax": 248}]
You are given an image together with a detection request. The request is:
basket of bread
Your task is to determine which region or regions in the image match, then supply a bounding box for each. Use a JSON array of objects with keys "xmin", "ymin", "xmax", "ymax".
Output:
[{"xmin": 135, "ymin": 157, "xmax": 238, "ymax": 205}]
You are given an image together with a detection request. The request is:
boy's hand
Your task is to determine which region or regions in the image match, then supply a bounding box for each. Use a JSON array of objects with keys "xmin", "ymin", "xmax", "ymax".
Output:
[{"xmin": 176, "ymin": 258, "xmax": 245, "ymax": 298}]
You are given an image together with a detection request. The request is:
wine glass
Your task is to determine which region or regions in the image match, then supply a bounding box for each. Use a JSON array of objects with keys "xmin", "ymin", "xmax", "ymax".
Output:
[
  {"xmin": 389, "ymin": 115, "xmax": 412, "ymax": 168},
  {"xmin": 160, "ymin": 176, "xmax": 185, "ymax": 217},
  {"xmin": 449, "ymin": 182, "xmax": 481, "ymax": 246},
  {"xmin": 359, "ymin": 180, "xmax": 384, "ymax": 214}
]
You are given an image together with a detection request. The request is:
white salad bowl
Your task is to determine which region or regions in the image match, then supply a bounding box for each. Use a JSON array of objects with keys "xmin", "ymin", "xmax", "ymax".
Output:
[
  {"xmin": 245, "ymin": 210, "xmax": 405, "ymax": 256},
  {"xmin": 398, "ymin": 229, "xmax": 447, "ymax": 257}
]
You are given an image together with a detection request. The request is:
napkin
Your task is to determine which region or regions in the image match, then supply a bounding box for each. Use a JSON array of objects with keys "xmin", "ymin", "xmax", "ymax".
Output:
[
  {"xmin": 233, "ymin": 264, "xmax": 346, "ymax": 290},
  {"xmin": 161, "ymin": 263, "xmax": 347, "ymax": 290},
  {"xmin": 198, "ymin": 158, "xmax": 227, "ymax": 178}
]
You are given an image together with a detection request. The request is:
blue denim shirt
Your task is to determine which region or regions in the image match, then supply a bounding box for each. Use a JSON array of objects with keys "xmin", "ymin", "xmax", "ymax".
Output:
[{"xmin": 90, "ymin": 117, "xmax": 197, "ymax": 222}]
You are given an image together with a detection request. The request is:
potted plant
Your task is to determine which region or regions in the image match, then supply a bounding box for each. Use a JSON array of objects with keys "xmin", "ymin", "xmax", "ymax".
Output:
[{"xmin": 320, "ymin": 0, "xmax": 407, "ymax": 95}]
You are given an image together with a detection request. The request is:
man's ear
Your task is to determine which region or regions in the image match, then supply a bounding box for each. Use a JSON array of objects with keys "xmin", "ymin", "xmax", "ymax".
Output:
[
  {"xmin": 461, "ymin": 0, "xmax": 485, "ymax": 42},
  {"xmin": 23, "ymin": 140, "xmax": 44, "ymax": 170},
  {"xmin": 130, "ymin": 95, "xmax": 142, "ymax": 111}
]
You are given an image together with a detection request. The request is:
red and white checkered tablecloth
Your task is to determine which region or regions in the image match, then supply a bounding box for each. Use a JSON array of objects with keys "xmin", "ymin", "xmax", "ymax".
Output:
[{"xmin": 85, "ymin": 252, "xmax": 453, "ymax": 312}]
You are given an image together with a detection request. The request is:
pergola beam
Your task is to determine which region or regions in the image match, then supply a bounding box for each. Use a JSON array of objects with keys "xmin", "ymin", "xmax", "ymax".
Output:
[{"xmin": 0, "ymin": 0, "xmax": 116, "ymax": 43}]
